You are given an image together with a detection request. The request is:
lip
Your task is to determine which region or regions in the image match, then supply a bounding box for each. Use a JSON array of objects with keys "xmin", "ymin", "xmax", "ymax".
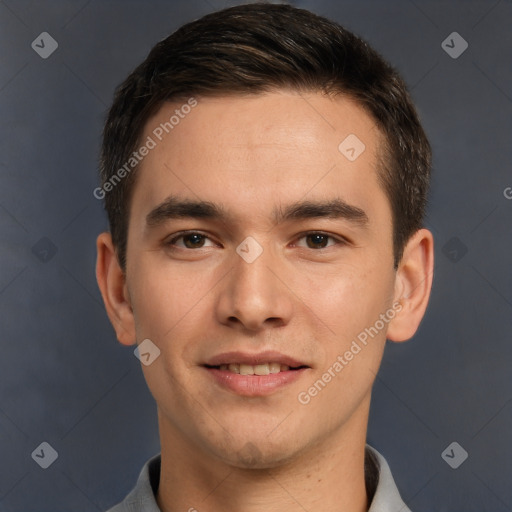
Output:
[
  {"xmin": 203, "ymin": 366, "xmax": 309, "ymax": 397},
  {"xmin": 204, "ymin": 350, "xmax": 308, "ymax": 368}
]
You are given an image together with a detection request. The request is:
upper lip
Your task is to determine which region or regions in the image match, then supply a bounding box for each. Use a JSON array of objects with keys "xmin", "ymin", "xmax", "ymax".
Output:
[{"xmin": 204, "ymin": 350, "xmax": 309, "ymax": 368}]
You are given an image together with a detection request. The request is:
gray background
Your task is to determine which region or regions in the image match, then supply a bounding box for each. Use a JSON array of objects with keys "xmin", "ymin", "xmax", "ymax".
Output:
[{"xmin": 0, "ymin": 0, "xmax": 511, "ymax": 510}]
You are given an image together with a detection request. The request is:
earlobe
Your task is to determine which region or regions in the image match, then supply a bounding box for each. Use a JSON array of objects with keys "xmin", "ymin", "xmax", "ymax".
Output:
[
  {"xmin": 386, "ymin": 228, "xmax": 434, "ymax": 343},
  {"xmin": 95, "ymin": 232, "xmax": 137, "ymax": 346}
]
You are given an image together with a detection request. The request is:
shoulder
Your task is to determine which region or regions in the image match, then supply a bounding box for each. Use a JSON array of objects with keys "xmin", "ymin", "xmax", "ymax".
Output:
[
  {"xmin": 105, "ymin": 453, "xmax": 162, "ymax": 512},
  {"xmin": 366, "ymin": 444, "xmax": 412, "ymax": 512}
]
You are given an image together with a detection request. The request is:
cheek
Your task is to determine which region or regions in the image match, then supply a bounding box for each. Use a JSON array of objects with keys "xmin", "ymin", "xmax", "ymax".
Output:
[
  {"xmin": 305, "ymin": 259, "xmax": 393, "ymax": 351},
  {"xmin": 128, "ymin": 258, "xmax": 196, "ymax": 340},
  {"xmin": 293, "ymin": 265, "xmax": 390, "ymax": 423},
  {"xmin": 128, "ymin": 256, "xmax": 221, "ymax": 374}
]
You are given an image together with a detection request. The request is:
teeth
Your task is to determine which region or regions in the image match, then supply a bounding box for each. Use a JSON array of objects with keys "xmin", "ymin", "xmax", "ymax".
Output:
[
  {"xmin": 217, "ymin": 363, "xmax": 294, "ymax": 374},
  {"xmin": 269, "ymin": 363, "xmax": 281, "ymax": 374},
  {"xmin": 254, "ymin": 364, "xmax": 269, "ymax": 376},
  {"xmin": 228, "ymin": 363, "xmax": 240, "ymax": 374},
  {"xmin": 239, "ymin": 364, "xmax": 254, "ymax": 375}
]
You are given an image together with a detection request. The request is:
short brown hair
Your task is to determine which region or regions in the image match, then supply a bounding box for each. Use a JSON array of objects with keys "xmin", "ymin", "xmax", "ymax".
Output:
[{"xmin": 99, "ymin": 2, "xmax": 431, "ymax": 271}]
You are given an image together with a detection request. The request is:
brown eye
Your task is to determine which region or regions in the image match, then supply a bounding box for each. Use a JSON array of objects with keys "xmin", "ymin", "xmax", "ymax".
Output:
[
  {"xmin": 305, "ymin": 233, "xmax": 330, "ymax": 249},
  {"xmin": 295, "ymin": 232, "xmax": 342, "ymax": 250},
  {"xmin": 167, "ymin": 232, "xmax": 214, "ymax": 249},
  {"xmin": 182, "ymin": 234, "xmax": 206, "ymax": 248}
]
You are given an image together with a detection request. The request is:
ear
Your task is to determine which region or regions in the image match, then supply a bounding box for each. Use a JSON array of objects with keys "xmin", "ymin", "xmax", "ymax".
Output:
[
  {"xmin": 95, "ymin": 232, "xmax": 136, "ymax": 346},
  {"xmin": 386, "ymin": 228, "xmax": 434, "ymax": 342}
]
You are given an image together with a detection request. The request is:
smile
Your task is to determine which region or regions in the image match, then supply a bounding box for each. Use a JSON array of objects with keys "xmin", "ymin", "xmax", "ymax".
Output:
[
  {"xmin": 207, "ymin": 362, "xmax": 306, "ymax": 375},
  {"xmin": 203, "ymin": 364, "xmax": 309, "ymax": 397}
]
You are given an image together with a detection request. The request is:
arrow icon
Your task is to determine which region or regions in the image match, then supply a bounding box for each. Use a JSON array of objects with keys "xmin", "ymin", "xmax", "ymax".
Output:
[
  {"xmin": 444, "ymin": 449, "xmax": 455, "ymax": 458},
  {"xmin": 31, "ymin": 442, "xmax": 58, "ymax": 468},
  {"xmin": 338, "ymin": 134, "xmax": 365, "ymax": 161},
  {"xmin": 236, "ymin": 236, "xmax": 263, "ymax": 263},
  {"xmin": 32, "ymin": 237, "xmax": 57, "ymax": 262},
  {"xmin": 448, "ymin": 250, "xmax": 458, "ymax": 260},
  {"xmin": 441, "ymin": 441, "xmax": 468, "ymax": 469},
  {"xmin": 134, "ymin": 339, "xmax": 161, "ymax": 366},
  {"xmin": 31, "ymin": 32, "xmax": 58, "ymax": 59},
  {"xmin": 442, "ymin": 236, "xmax": 467, "ymax": 262},
  {"xmin": 441, "ymin": 32, "xmax": 468, "ymax": 59}
]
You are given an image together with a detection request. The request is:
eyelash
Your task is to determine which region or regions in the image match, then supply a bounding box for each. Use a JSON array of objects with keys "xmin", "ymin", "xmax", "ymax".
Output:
[{"xmin": 165, "ymin": 231, "xmax": 346, "ymax": 251}]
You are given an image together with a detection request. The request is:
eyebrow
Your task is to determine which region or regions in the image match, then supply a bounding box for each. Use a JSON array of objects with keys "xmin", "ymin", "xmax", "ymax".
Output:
[{"xmin": 146, "ymin": 195, "xmax": 369, "ymax": 228}]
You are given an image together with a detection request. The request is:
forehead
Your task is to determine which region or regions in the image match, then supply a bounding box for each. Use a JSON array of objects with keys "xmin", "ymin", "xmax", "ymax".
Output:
[{"xmin": 131, "ymin": 91, "xmax": 388, "ymax": 230}]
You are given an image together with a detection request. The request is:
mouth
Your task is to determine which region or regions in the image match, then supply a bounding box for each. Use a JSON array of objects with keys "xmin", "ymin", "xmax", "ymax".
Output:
[
  {"xmin": 204, "ymin": 362, "xmax": 308, "ymax": 375},
  {"xmin": 202, "ymin": 351, "xmax": 311, "ymax": 396},
  {"xmin": 203, "ymin": 350, "xmax": 309, "ymax": 369}
]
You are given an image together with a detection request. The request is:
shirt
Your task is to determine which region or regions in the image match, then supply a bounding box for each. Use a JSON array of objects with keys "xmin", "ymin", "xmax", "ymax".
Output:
[{"xmin": 106, "ymin": 444, "xmax": 411, "ymax": 512}]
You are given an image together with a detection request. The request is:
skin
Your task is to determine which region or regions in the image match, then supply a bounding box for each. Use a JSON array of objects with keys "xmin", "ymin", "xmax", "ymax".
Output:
[{"xmin": 96, "ymin": 90, "xmax": 434, "ymax": 512}]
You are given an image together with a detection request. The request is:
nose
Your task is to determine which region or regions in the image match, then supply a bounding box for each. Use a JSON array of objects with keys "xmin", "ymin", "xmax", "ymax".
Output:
[{"xmin": 215, "ymin": 238, "xmax": 294, "ymax": 332}]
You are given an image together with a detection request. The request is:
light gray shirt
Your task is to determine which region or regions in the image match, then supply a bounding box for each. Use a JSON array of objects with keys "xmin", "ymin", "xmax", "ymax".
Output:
[{"xmin": 106, "ymin": 444, "xmax": 411, "ymax": 512}]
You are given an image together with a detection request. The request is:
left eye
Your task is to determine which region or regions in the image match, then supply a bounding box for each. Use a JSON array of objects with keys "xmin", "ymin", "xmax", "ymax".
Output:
[{"xmin": 295, "ymin": 232, "xmax": 341, "ymax": 249}]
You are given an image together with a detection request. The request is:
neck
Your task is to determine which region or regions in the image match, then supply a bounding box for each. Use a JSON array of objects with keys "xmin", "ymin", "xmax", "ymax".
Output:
[{"xmin": 156, "ymin": 399, "xmax": 371, "ymax": 512}]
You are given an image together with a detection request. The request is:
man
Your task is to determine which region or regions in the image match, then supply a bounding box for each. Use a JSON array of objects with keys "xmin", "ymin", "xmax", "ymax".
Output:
[{"xmin": 95, "ymin": 3, "xmax": 434, "ymax": 511}]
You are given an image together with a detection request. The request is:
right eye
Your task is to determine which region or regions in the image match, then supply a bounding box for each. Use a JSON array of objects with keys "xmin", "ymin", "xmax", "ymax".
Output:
[{"xmin": 165, "ymin": 231, "xmax": 217, "ymax": 250}]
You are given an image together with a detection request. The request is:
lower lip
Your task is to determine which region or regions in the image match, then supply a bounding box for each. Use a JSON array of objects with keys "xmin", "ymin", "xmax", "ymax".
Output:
[{"xmin": 203, "ymin": 367, "xmax": 308, "ymax": 396}]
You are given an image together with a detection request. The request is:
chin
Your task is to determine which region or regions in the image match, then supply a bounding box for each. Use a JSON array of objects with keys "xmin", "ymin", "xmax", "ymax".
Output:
[{"xmin": 212, "ymin": 436, "xmax": 303, "ymax": 470}]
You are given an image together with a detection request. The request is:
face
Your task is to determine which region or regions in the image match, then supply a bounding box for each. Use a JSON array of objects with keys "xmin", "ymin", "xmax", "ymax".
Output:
[{"xmin": 122, "ymin": 91, "xmax": 401, "ymax": 468}]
